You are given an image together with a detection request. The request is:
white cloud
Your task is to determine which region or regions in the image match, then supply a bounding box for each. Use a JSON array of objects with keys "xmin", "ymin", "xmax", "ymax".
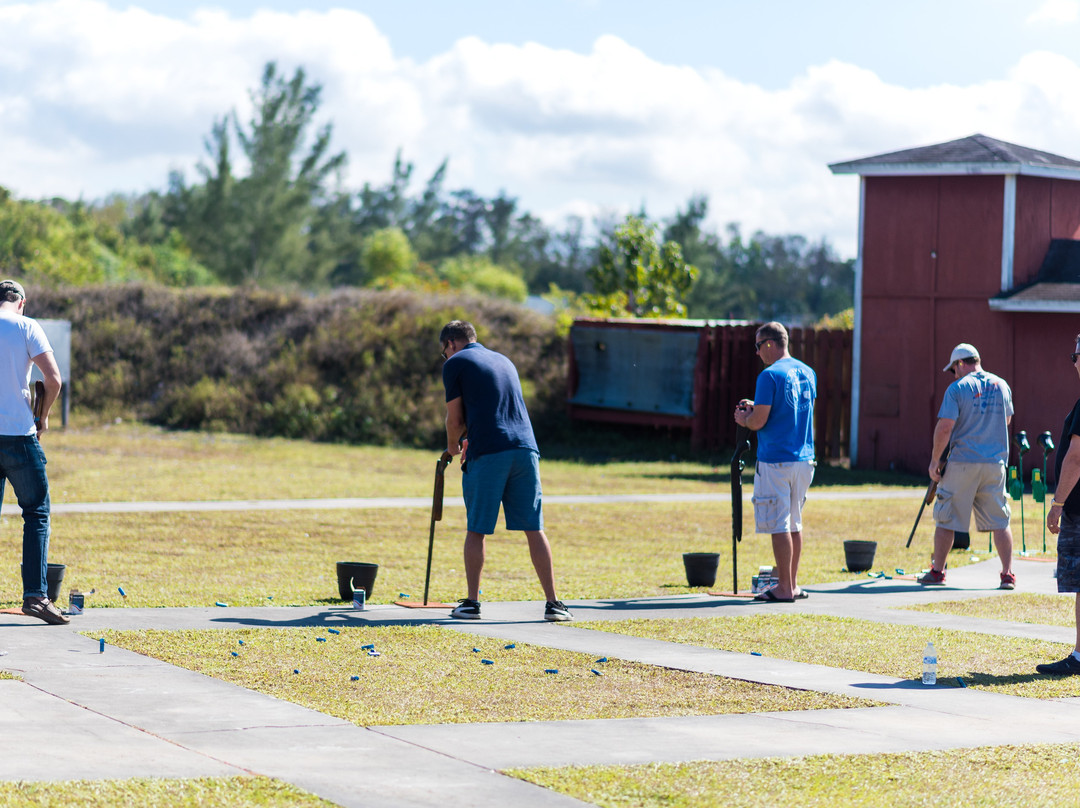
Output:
[
  {"xmin": 2, "ymin": 1, "xmax": 1080, "ymax": 259},
  {"xmin": 1026, "ymin": 0, "xmax": 1079, "ymax": 24}
]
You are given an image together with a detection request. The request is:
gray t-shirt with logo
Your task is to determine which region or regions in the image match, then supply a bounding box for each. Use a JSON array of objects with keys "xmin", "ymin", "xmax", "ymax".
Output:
[{"xmin": 937, "ymin": 369, "xmax": 1014, "ymax": 465}]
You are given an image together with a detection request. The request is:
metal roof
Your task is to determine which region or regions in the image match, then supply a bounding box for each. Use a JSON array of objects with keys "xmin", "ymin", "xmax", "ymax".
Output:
[
  {"xmin": 829, "ymin": 134, "xmax": 1080, "ymax": 179},
  {"xmin": 990, "ymin": 239, "xmax": 1080, "ymax": 312}
]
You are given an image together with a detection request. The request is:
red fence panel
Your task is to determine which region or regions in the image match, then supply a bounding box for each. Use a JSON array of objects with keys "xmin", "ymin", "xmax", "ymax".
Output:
[{"xmin": 568, "ymin": 319, "xmax": 852, "ymax": 459}]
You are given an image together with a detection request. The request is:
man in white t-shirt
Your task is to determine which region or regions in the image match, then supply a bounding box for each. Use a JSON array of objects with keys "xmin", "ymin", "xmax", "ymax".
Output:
[{"xmin": 0, "ymin": 280, "xmax": 66, "ymax": 624}]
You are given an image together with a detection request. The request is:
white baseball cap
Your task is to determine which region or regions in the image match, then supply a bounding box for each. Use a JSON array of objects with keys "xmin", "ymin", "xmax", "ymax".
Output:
[{"xmin": 943, "ymin": 343, "xmax": 979, "ymax": 372}]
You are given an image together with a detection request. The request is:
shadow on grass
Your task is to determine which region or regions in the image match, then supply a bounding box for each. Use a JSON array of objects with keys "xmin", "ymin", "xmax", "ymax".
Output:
[{"xmin": 956, "ymin": 671, "xmax": 1048, "ymax": 687}]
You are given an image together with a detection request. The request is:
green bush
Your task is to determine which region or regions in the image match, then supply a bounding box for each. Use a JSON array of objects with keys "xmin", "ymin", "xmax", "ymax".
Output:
[{"xmin": 30, "ymin": 284, "xmax": 566, "ymax": 447}]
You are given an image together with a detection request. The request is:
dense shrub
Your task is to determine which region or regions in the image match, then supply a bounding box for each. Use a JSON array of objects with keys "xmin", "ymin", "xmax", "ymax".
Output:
[{"xmin": 30, "ymin": 284, "xmax": 567, "ymax": 447}]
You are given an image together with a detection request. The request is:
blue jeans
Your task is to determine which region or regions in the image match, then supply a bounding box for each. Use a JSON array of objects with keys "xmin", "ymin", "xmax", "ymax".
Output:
[{"xmin": 0, "ymin": 436, "xmax": 51, "ymax": 599}]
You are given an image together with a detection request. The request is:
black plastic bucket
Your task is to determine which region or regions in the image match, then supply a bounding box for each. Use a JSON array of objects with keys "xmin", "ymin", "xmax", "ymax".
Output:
[
  {"xmin": 682, "ymin": 553, "xmax": 720, "ymax": 587},
  {"xmin": 20, "ymin": 562, "xmax": 65, "ymax": 601},
  {"xmin": 336, "ymin": 562, "xmax": 378, "ymax": 601},
  {"xmin": 843, "ymin": 540, "xmax": 877, "ymax": 572}
]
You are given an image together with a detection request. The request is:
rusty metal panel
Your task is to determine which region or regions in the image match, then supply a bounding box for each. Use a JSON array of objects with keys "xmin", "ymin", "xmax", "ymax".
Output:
[{"xmin": 569, "ymin": 326, "xmax": 700, "ymax": 416}]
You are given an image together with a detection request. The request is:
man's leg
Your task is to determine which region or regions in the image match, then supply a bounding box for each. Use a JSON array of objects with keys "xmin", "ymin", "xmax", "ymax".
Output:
[
  {"xmin": 524, "ymin": 530, "xmax": 558, "ymax": 602},
  {"xmin": 790, "ymin": 530, "xmax": 803, "ymax": 594},
  {"xmin": 1074, "ymin": 593, "xmax": 1080, "ymax": 654},
  {"xmin": 4, "ymin": 438, "xmax": 50, "ymax": 599},
  {"xmin": 993, "ymin": 525, "xmax": 1014, "ymax": 575},
  {"xmin": 463, "ymin": 530, "xmax": 486, "ymax": 601},
  {"xmin": 770, "ymin": 532, "xmax": 795, "ymax": 600},
  {"xmin": 930, "ymin": 526, "xmax": 955, "ymax": 573}
]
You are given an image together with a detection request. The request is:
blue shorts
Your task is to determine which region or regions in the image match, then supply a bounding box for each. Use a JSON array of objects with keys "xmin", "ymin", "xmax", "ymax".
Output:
[
  {"xmin": 461, "ymin": 448, "xmax": 543, "ymax": 534},
  {"xmin": 1057, "ymin": 513, "xmax": 1080, "ymax": 593}
]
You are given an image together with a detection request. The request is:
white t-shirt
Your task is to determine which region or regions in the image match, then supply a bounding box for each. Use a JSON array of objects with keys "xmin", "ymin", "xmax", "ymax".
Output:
[{"xmin": 0, "ymin": 310, "xmax": 52, "ymax": 437}]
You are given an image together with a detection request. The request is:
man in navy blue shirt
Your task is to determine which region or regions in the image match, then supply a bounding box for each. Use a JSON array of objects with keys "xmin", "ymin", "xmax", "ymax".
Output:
[{"xmin": 440, "ymin": 320, "xmax": 572, "ymax": 622}]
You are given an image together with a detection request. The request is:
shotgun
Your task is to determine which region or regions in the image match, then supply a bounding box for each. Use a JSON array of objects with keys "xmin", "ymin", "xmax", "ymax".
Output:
[
  {"xmin": 422, "ymin": 450, "xmax": 454, "ymax": 606},
  {"xmin": 906, "ymin": 445, "xmax": 950, "ymax": 548},
  {"xmin": 730, "ymin": 425, "xmax": 752, "ymax": 592}
]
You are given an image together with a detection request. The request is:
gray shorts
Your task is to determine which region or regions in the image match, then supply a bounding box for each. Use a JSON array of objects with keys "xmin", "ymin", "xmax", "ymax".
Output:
[
  {"xmin": 932, "ymin": 461, "xmax": 1011, "ymax": 532},
  {"xmin": 1057, "ymin": 513, "xmax": 1080, "ymax": 593},
  {"xmin": 752, "ymin": 460, "xmax": 815, "ymax": 534}
]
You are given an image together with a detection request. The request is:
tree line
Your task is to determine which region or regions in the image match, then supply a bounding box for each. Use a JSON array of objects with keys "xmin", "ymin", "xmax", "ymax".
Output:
[{"xmin": 1, "ymin": 62, "xmax": 853, "ymax": 324}]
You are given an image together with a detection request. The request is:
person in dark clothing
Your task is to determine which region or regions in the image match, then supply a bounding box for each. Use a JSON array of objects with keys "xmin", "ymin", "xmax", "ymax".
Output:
[
  {"xmin": 439, "ymin": 320, "xmax": 571, "ymax": 622},
  {"xmin": 1038, "ymin": 334, "xmax": 1080, "ymax": 675}
]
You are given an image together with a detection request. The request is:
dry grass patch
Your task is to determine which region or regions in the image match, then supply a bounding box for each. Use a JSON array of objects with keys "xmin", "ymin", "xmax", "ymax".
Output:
[
  {"xmin": 512, "ymin": 743, "xmax": 1080, "ymax": 808},
  {"xmin": 0, "ymin": 498, "xmax": 997, "ymax": 608},
  {"xmin": 98, "ymin": 626, "xmax": 874, "ymax": 725},
  {"xmin": 905, "ymin": 592, "xmax": 1075, "ymax": 627},
  {"xmin": 579, "ymin": 614, "xmax": 1080, "ymax": 698},
  {"xmin": 43, "ymin": 420, "xmax": 932, "ymax": 502},
  {"xmin": 0, "ymin": 776, "xmax": 333, "ymax": 808}
]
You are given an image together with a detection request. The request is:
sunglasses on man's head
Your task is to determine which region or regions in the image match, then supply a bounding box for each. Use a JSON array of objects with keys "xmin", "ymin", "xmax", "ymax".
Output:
[{"xmin": 1072, "ymin": 352, "xmax": 1080, "ymax": 364}]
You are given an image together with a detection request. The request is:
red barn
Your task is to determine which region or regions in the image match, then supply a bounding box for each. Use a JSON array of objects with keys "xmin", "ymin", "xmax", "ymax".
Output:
[{"xmin": 830, "ymin": 134, "xmax": 1080, "ymax": 481}]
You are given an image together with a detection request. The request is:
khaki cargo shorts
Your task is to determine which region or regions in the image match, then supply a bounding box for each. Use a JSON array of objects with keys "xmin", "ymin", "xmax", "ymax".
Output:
[
  {"xmin": 932, "ymin": 461, "xmax": 1010, "ymax": 533},
  {"xmin": 752, "ymin": 460, "xmax": 815, "ymax": 534}
]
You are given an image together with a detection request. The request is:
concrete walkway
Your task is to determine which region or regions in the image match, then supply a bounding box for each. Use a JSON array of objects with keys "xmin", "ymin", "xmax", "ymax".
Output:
[{"xmin": 1, "ymin": 557, "xmax": 1077, "ymax": 807}]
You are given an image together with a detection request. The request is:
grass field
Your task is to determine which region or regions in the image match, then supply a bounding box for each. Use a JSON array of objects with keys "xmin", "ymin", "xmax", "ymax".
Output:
[
  {"xmin": 0, "ymin": 422, "xmax": 1009, "ymax": 607},
  {"xmin": 512, "ymin": 743, "xmax": 1080, "ymax": 808},
  {"xmin": 0, "ymin": 419, "xmax": 1070, "ymax": 808},
  {"xmin": 97, "ymin": 625, "xmax": 873, "ymax": 725},
  {"xmin": 0, "ymin": 777, "xmax": 334, "ymax": 808}
]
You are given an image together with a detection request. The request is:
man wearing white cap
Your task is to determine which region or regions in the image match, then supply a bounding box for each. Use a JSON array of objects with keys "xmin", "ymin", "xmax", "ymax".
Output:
[
  {"xmin": 0, "ymin": 280, "xmax": 67, "ymax": 624},
  {"xmin": 919, "ymin": 343, "xmax": 1016, "ymax": 589}
]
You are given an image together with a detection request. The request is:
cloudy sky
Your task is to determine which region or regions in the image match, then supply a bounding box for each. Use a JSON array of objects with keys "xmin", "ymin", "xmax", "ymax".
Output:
[{"xmin": 2, "ymin": 0, "xmax": 1080, "ymax": 257}]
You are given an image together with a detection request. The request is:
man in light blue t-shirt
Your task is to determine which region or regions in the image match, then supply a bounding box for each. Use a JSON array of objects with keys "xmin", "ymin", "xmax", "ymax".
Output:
[
  {"xmin": 735, "ymin": 321, "xmax": 816, "ymax": 602},
  {"xmin": 919, "ymin": 343, "xmax": 1016, "ymax": 589}
]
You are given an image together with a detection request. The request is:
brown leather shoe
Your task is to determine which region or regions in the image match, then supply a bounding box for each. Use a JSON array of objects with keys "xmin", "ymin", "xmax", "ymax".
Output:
[{"xmin": 22, "ymin": 597, "xmax": 70, "ymax": 625}]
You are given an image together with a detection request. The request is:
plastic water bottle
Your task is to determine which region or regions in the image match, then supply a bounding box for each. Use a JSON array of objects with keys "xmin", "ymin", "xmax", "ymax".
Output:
[{"xmin": 922, "ymin": 641, "xmax": 937, "ymax": 686}]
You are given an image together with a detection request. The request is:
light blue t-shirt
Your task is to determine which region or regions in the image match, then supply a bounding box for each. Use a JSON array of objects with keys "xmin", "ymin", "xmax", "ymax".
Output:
[
  {"xmin": 937, "ymin": 369, "xmax": 1013, "ymax": 465},
  {"xmin": 754, "ymin": 356, "xmax": 816, "ymax": 463}
]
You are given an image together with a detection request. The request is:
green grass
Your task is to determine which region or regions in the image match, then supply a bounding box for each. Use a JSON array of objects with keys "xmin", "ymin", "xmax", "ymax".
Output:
[
  {"xmin": 43, "ymin": 420, "xmax": 922, "ymax": 503},
  {"xmin": 97, "ymin": 626, "xmax": 873, "ymax": 725},
  {"xmin": 577, "ymin": 614, "xmax": 1080, "ymax": 698},
  {"xmin": 904, "ymin": 592, "xmax": 1076, "ymax": 627},
  {"xmin": 0, "ymin": 776, "xmax": 333, "ymax": 807},
  {"xmin": 511, "ymin": 743, "xmax": 1080, "ymax": 808},
  {"xmin": 0, "ymin": 497, "xmax": 996, "ymax": 608}
]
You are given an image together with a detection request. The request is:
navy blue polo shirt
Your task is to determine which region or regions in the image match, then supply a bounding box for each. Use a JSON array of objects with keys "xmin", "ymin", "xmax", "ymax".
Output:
[{"xmin": 442, "ymin": 342, "xmax": 537, "ymax": 461}]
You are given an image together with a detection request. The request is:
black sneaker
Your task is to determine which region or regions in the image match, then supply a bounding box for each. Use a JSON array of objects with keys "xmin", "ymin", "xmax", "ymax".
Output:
[
  {"xmin": 1036, "ymin": 654, "xmax": 1080, "ymax": 676},
  {"xmin": 450, "ymin": 599, "xmax": 481, "ymax": 619},
  {"xmin": 544, "ymin": 600, "xmax": 573, "ymax": 622}
]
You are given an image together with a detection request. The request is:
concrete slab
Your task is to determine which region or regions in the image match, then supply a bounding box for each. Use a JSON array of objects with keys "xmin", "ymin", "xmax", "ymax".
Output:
[
  {"xmin": 0, "ymin": 681, "xmax": 241, "ymax": 781},
  {"xmin": 1, "ymin": 552, "xmax": 1077, "ymax": 807}
]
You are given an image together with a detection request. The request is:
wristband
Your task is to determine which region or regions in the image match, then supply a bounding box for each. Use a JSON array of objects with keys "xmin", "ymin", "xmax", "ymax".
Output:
[{"xmin": 1052, "ymin": 499, "xmax": 1067, "ymax": 508}]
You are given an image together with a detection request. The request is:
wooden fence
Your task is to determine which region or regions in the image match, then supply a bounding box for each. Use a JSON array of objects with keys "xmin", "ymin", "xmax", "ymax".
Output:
[
  {"xmin": 568, "ymin": 319, "xmax": 852, "ymax": 460},
  {"xmin": 692, "ymin": 325, "xmax": 852, "ymax": 459}
]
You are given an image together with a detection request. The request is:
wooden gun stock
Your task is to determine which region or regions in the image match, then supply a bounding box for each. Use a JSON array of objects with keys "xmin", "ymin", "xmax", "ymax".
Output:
[
  {"xmin": 432, "ymin": 451, "xmax": 453, "ymax": 521},
  {"xmin": 32, "ymin": 381, "xmax": 45, "ymax": 432}
]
